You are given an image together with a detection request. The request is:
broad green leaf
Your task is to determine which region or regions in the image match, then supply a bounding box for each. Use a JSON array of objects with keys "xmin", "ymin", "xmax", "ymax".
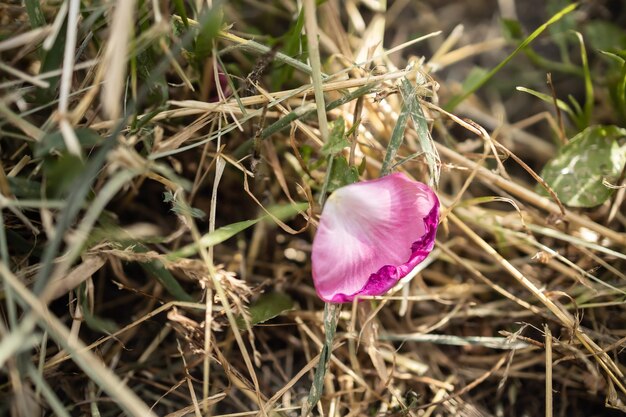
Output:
[
  {"xmin": 35, "ymin": 128, "xmax": 103, "ymax": 157},
  {"xmin": 320, "ymin": 117, "xmax": 348, "ymax": 156},
  {"xmin": 326, "ymin": 156, "xmax": 358, "ymax": 193},
  {"xmin": 237, "ymin": 292, "xmax": 294, "ymax": 328},
  {"xmin": 539, "ymin": 125, "xmax": 626, "ymax": 207},
  {"xmin": 247, "ymin": 292, "xmax": 294, "ymax": 324}
]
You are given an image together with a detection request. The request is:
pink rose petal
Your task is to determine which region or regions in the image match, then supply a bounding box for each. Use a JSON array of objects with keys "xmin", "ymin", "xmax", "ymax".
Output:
[{"xmin": 312, "ymin": 173, "xmax": 439, "ymax": 303}]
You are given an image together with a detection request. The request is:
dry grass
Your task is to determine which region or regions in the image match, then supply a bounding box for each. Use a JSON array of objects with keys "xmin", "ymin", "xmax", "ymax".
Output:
[{"xmin": 1, "ymin": 1, "xmax": 625, "ymax": 416}]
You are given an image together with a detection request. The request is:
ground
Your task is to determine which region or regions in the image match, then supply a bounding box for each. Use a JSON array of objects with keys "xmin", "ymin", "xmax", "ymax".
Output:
[{"xmin": 0, "ymin": 1, "xmax": 625, "ymax": 416}]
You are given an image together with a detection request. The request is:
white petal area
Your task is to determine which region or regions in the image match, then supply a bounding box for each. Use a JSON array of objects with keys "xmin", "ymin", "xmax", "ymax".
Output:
[{"xmin": 312, "ymin": 173, "xmax": 437, "ymax": 302}]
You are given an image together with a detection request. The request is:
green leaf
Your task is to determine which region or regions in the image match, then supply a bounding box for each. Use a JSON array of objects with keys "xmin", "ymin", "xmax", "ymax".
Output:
[
  {"xmin": 320, "ymin": 117, "xmax": 348, "ymax": 156},
  {"xmin": 35, "ymin": 128, "xmax": 103, "ymax": 157},
  {"xmin": 380, "ymin": 86, "xmax": 411, "ymax": 176},
  {"xmin": 43, "ymin": 153, "xmax": 86, "ymax": 198},
  {"xmin": 501, "ymin": 18, "xmax": 524, "ymax": 41},
  {"xmin": 163, "ymin": 191, "xmax": 206, "ymax": 219},
  {"xmin": 301, "ymin": 144, "xmax": 313, "ymax": 163},
  {"xmin": 261, "ymin": 83, "xmax": 376, "ymax": 139},
  {"xmin": 135, "ymin": 46, "xmax": 169, "ymax": 105},
  {"xmin": 172, "ymin": 0, "xmax": 189, "ymax": 27},
  {"xmin": 303, "ymin": 303, "xmax": 340, "ymax": 415},
  {"xmin": 326, "ymin": 156, "xmax": 358, "ymax": 193},
  {"xmin": 24, "ymin": 0, "xmax": 46, "ymax": 28},
  {"xmin": 381, "ymin": 77, "xmax": 440, "ymax": 185},
  {"xmin": 194, "ymin": 7, "xmax": 222, "ymax": 61},
  {"xmin": 399, "ymin": 78, "xmax": 440, "ymax": 186},
  {"xmin": 461, "ymin": 67, "xmax": 489, "ymax": 93},
  {"xmin": 169, "ymin": 202, "xmax": 308, "ymax": 259},
  {"xmin": 133, "ymin": 244, "xmax": 194, "ymax": 302},
  {"xmin": 236, "ymin": 292, "xmax": 294, "ymax": 328},
  {"xmin": 614, "ymin": 58, "xmax": 626, "ymax": 121},
  {"xmin": 273, "ymin": 10, "xmax": 307, "ymax": 90},
  {"xmin": 82, "ymin": 310, "xmax": 119, "ymax": 335},
  {"xmin": 516, "ymin": 86, "xmax": 576, "ymax": 118},
  {"xmin": 600, "ymin": 52, "xmax": 626, "ymax": 120},
  {"xmin": 247, "ymin": 292, "xmax": 294, "ymax": 324},
  {"xmin": 358, "ymin": 156, "xmax": 367, "ymax": 175},
  {"xmin": 539, "ymin": 125, "xmax": 626, "ymax": 207},
  {"xmin": 573, "ymin": 31, "xmax": 593, "ymax": 130},
  {"xmin": 547, "ymin": 0, "xmax": 576, "ymax": 33},
  {"xmin": 35, "ymin": 19, "xmax": 66, "ymax": 103}
]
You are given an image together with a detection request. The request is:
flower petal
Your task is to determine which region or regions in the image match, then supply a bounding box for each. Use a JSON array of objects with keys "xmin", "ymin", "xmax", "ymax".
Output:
[
  {"xmin": 209, "ymin": 66, "xmax": 231, "ymax": 102},
  {"xmin": 311, "ymin": 173, "xmax": 439, "ymax": 303}
]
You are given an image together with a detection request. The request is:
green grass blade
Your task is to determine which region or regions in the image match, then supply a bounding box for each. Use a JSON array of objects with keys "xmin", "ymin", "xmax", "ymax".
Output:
[
  {"xmin": 400, "ymin": 78, "xmax": 440, "ymax": 186},
  {"xmin": 574, "ymin": 31, "xmax": 593, "ymax": 128},
  {"xmin": 380, "ymin": 86, "xmax": 411, "ymax": 176},
  {"xmin": 32, "ymin": 8, "xmax": 218, "ymax": 295},
  {"xmin": 262, "ymin": 83, "xmax": 376, "ymax": 139},
  {"xmin": 24, "ymin": 0, "xmax": 46, "ymax": 28},
  {"xmin": 0, "ymin": 209, "xmax": 16, "ymax": 328},
  {"xmin": 516, "ymin": 86, "xmax": 576, "ymax": 118},
  {"xmin": 135, "ymin": 244, "xmax": 194, "ymax": 302},
  {"xmin": 168, "ymin": 202, "xmax": 308, "ymax": 259},
  {"xmin": 303, "ymin": 302, "xmax": 341, "ymax": 416},
  {"xmin": 445, "ymin": 2, "xmax": 578, "ymax": 111},
  {"xmin": 172, "ymin": 0, "xmax": 189, "ymax": 27}
]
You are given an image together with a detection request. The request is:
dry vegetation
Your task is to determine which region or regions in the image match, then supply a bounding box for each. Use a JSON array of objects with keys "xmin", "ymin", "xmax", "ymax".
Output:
[{"xmin": 1, "ymin": 0, "xmax": 625, "ymax": 416}]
